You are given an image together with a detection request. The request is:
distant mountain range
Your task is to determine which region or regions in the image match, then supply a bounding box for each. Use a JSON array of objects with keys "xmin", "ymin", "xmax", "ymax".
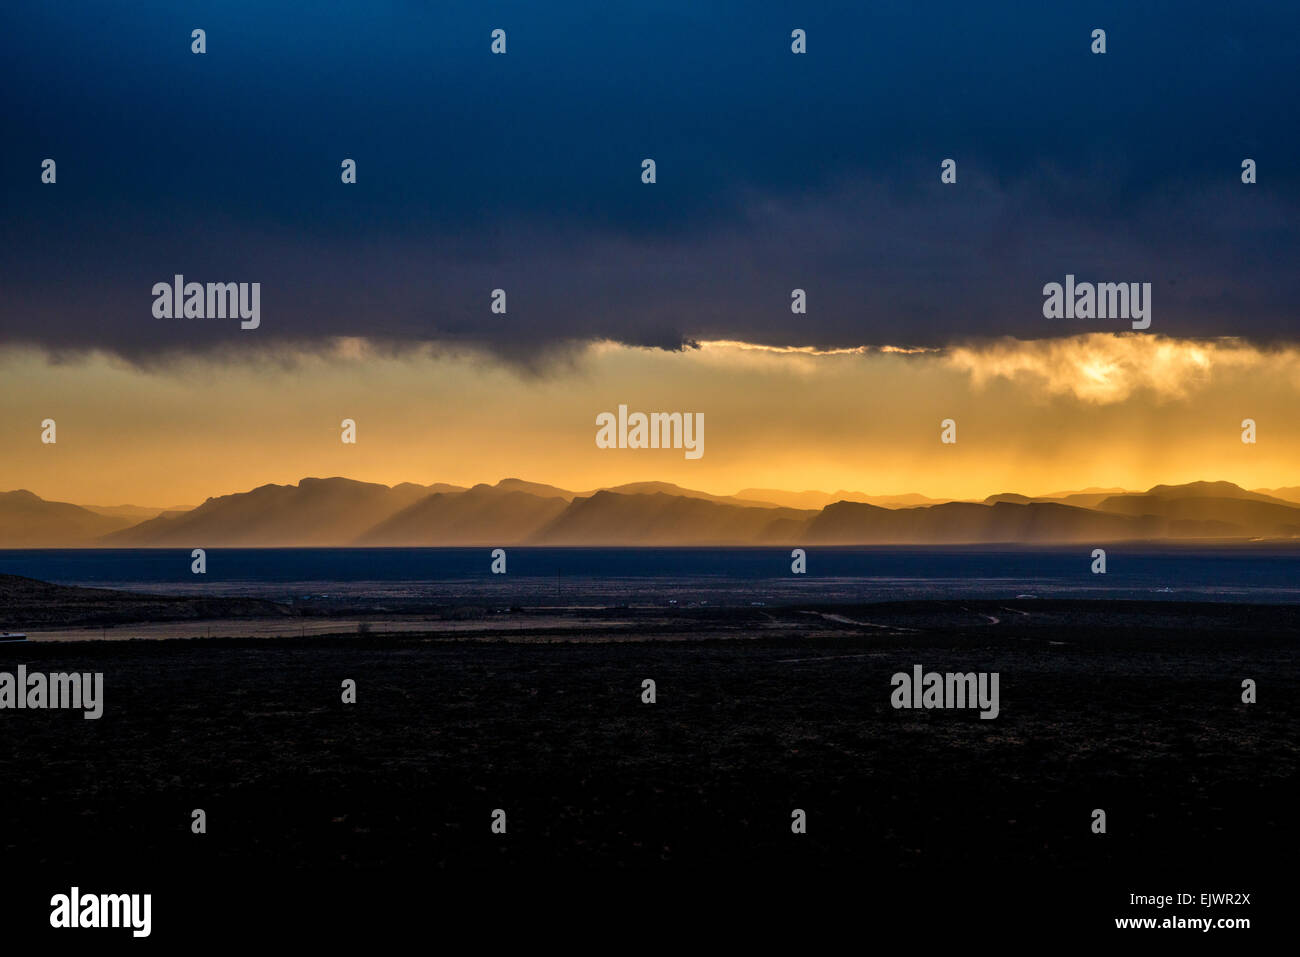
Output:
[{"xmin": 3, "ymin": 478, "xmax": 1300, "ymax": 547}]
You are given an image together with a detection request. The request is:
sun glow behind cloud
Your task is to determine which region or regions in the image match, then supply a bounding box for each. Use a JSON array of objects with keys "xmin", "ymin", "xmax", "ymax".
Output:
[
  {"xmin": 944, "ymin": 334, "xmax": 1274, "ymax": 404},
  {"xmin": 2, "ymin": 333, "xmax": 1298, "ymax": 506}
]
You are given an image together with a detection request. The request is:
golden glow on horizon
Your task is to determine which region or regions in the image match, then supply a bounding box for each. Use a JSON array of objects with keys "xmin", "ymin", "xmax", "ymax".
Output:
[
  {"xmin": 694, "ymin": 340, "xmax": 940, "ymax": 357},
  {"xmin": 2, "ymin": 334, "xmax": 1297, "ymax": 506}
]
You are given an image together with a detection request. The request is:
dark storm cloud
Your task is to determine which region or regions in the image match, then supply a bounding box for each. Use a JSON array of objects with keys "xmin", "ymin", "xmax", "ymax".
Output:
[{"xmin": 1, "ymin": 0, "xmax": 1297, "ymax": 362}]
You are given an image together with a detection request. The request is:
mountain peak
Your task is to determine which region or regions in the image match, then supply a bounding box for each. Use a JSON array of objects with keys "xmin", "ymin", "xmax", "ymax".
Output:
[
  {"xmin": 1145, "ymin": 480, "xmax": 1247, "ymax": 496},
  {"xmin": 1, "ymin": 489, "xmax": 43, "ymax": 503}
]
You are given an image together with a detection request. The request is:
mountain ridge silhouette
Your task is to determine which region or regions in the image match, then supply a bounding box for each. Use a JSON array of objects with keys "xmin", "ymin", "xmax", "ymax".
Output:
[{"xmin": 4, "ymin": 478, "xmax": 1299, "ymax": 547}]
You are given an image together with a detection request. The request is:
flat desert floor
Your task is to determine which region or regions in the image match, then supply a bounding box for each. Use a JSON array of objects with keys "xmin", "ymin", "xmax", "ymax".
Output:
[{"xmin": 0, "ymin": 600, "xmax": 1292, "ymax": 940}]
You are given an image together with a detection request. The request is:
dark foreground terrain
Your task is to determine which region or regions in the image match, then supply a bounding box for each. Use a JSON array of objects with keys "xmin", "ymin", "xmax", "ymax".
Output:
[
  {"xmin": 0, "ymin": 572, "xmax": 288, "ymax": 627},
  {"xmin": 0, "ymin": 600, "xmax": 1294, "ymax": 942}
]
